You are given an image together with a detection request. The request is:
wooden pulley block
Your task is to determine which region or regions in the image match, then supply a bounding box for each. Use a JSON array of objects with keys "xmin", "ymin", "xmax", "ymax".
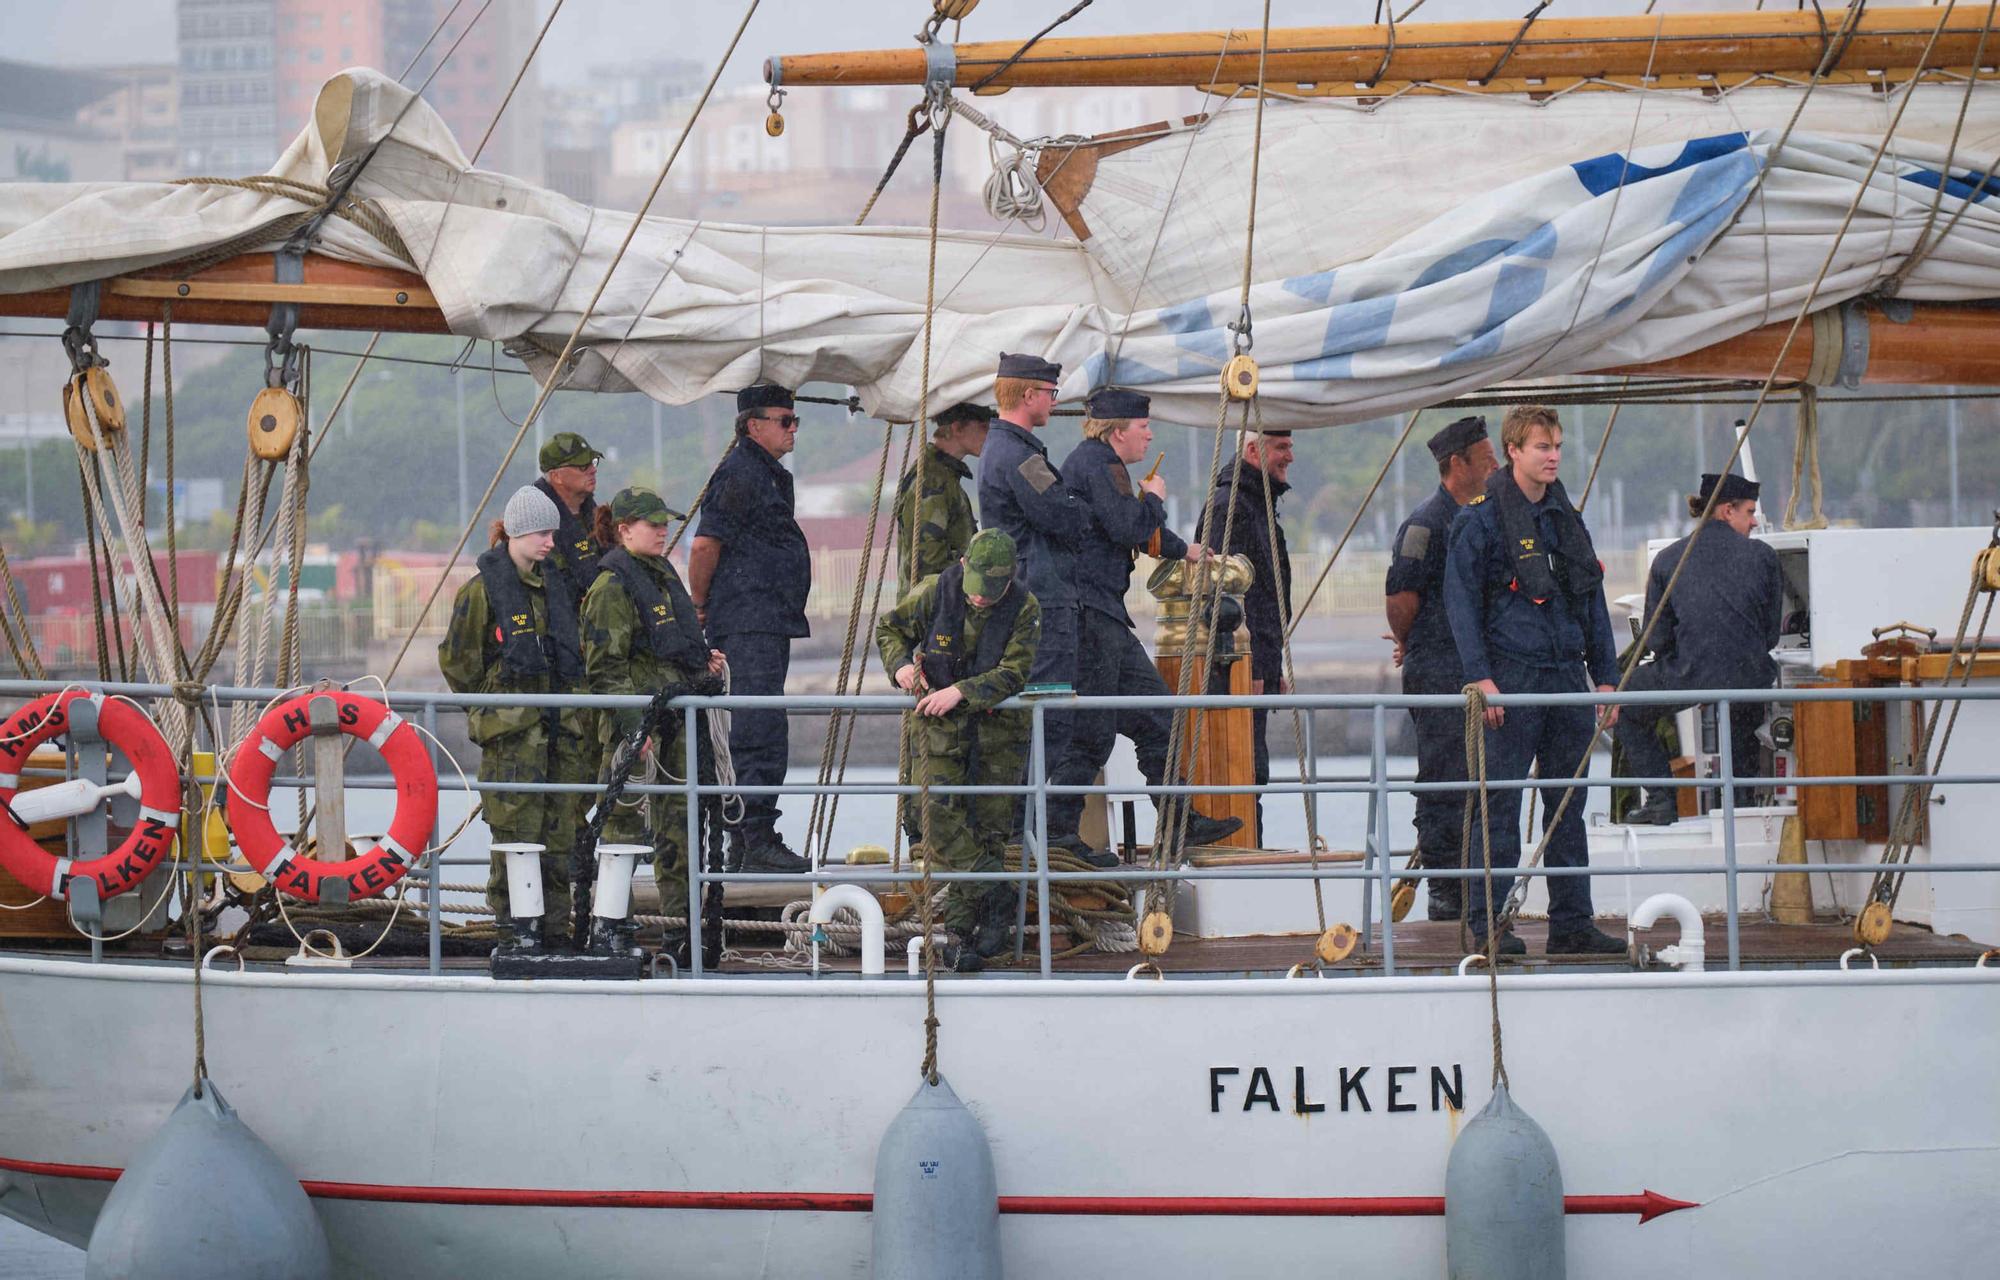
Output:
[
  {"xmin": 1315, "ymin": 922, "xmax": 1359, "ymax": 965},
  {"xmin": 1221, "ymin": 353, "xmax": 1259, "ymax": 401},
  {"xmin": 765, "ymin": 112, "xmax": 785, "ymax": 137},
  {"xmin": 247, "ymin": 386, "xmax": 303, "ymax": 460},
  {"xmin": 82, "ymin": 365, "xmax": 126, "ymax": 433},
  {"xmin": 1978, "ymin": 546, "xmax": 2000, "ymax": 593},
  {"xmin": 1389, "ymin": 881, "xmax": 1417, "ymax": 922},
  {"xmin": 1855, "ymin": 899, "xmax": 1893, "ymax": 947},
  {"xmin": 1139, "ymin": 910, "xmax": 1174, "ymax": 956},
  {"xmin": 934, "ymin": 0, "xmax": 980, "ymax": 18},
  {"xmin": 61, "ymin": 377, "xmax": 96, "ymax": 450}
]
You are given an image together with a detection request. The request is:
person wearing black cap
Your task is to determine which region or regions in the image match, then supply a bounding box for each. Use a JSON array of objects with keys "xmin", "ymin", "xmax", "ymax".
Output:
[
  {"xmin": 1385, "ymin": 415, "xmax": 1498, "ymax": 919},
  {"xmin": 1195, "ymin": 428, "xmax": 1297, "ymax": 844},
  {"xmin": 895, "ymin": 401, "xmax": 991, "ymax": 594},
  {"xmin": 978, "ymin": 352, "xmax": 1093, "ymax": 776},
  {"xmin": 1050, "ymin": 388, "xmax": 1244, "ymax": 861},
  {"xmin": 1615, "ymin": 472, "xmax": 1783, "ymax": 825},
  {"xmin": 1443, "ymin": 404, "xmax": 1624, "ymax": 956},
  {"xmin": 688, "ymin": 382, "xmax": 811, "ymax": 872}
]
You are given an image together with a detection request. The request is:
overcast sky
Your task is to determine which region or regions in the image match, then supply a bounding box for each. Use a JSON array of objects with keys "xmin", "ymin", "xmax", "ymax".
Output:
[{"xmin": 4, "ymin": 0, "xmax": 1766, "ymax": 86}]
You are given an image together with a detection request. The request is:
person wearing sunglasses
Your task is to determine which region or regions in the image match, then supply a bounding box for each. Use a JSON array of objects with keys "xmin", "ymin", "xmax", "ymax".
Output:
[{"xmin": 688, "ymin": 383, "xmax": 812, "ymax": 874}]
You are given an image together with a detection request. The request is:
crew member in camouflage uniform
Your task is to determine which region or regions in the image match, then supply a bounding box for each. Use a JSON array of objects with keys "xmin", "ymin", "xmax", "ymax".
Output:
[
  {"xmin": 894, "ymin": 401, "xmax": 991, "ymax": 592},
  {"xmin": 438, "ymin": 485, "xmax": 593, "ymax": 955},
  {"xmin": 581, "ymin": 487, "xmax": 727, "ymax": 960},
  {"xmin": 534, "ymin": 430, "xmax": 607, "ymax": 888},
  {"xmin": 877, "ymin": 529, "xmax": 1041, "ymax": 973}
]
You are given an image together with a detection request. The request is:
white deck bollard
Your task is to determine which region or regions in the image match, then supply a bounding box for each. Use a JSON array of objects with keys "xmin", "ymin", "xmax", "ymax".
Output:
[
  {"xmin": 491, "ymin": 842, "xmax": 546, "ymax": 921},
  {"xmin": 591, "ymin": 844, "xmax": 648, "ymax": 921}
]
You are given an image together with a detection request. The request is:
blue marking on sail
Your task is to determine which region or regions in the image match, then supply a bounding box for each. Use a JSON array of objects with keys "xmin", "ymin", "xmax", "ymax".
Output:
[
  {"xmin": 1410, "ymin": 239, "xmax": 1515, "ymax": 291},
  {"xmin": 1569, "ymin": 132, "xmax": 1752, "ymax": 198},
  {"xmin": 1281, "ymin": 269, "xmax": 1337, "ymax": 305},
  {"xmin": 1293, "ymin": 292, "xmax": 1398, "ymax": 380},
  {"xmin": 1439, "ymin": 261, "xmax": 1546, "ymax": 369},
  {"xmin": 1900, "ymin": 166, "xmax": 2000, "ymax": 202}
]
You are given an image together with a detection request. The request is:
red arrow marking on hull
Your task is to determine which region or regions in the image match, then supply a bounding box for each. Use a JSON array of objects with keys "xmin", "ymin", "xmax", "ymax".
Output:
[{"xmin": 0, "ymin": 1156, "xmax": 1695, "ymax": 1223}]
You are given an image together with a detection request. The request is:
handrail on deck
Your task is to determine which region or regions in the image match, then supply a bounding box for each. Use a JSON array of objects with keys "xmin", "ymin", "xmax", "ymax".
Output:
[{"xmin": 3, "ymin": 678, "xmax": 1996, "ymax": 980}]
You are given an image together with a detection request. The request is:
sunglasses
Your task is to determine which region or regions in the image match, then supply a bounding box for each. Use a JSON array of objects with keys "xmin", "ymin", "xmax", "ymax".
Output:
[{"xmin": 761, "ymin": 414, "xmax": 800, "ymax": 430}]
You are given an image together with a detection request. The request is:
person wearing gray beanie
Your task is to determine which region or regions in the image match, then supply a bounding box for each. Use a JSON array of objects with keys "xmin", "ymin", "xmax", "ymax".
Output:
[
  {"xmin": 503, "ymin": 484, "xmax": 562, "ymax": 538},
  {"xmin": 439, "ymin": 483, "xmax": 590, "ymax": 961}
]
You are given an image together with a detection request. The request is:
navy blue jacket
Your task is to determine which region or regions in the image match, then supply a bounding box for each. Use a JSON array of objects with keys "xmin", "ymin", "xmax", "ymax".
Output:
[
  {"xmin": 1059, "ymin": 436, "xmax": 1188, "ymax": 626},
  {"xmin": 1444, "ymin": 483, "xmax": 1618, "ymax": 686},
  {"xmin": 1386, "ymin": 485, "xmax": 1465, "ymax": 689},
  {"xmin": 696, "ymin": 437, "xmax": 811, "ymax": 639},
  {"xmin": 1195, "ymin": 462, "xmax": 1292, "ymax": 690},
  {"xmin": 1643, "ymin": 521, "xmax": 1783, "ymax": 690},
  {"xmin": 977, "ymin": 419, "xmax": 1091, "ymax": 610}
]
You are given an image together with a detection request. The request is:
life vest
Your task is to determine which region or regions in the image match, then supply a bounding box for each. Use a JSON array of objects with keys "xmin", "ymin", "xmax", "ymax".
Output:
[
  {"xmin": 476, "ymin": 544, "xmax": 583, "ymax": 684},
  {"xmin": 598, "ymin": 548, "xmax": 710, "ymax": 670},
  {"xmin": 917, "ymin": 562, "xmax": 1025, "ymax": 694}
]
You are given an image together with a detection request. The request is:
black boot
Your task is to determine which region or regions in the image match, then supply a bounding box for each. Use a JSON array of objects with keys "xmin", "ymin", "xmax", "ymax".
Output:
[
  {"xmin": 740, "ymin": 831, "xmax": 809, "ymax": 875},
  {"xmin": 1052, "ymin": 834, "xmax": 1120, "ymax": 870},
  {"xmin": 1547, "ymin": 924, "xmax": 1627, "ymax": 956},
  {"xmin": 971, "ymin": 889, "xmax": 1016, "ymax": 962},
  {"xmin": 1424, "ymin": 877, "xmax": 1463, "ymax": 922},
  {"xmin": 489, "ymin": 919, "xmax": 520, "ymax": 962},
  {"xmin": 1180, "ymin": 810, "xmax": 1244, "ymax": 848},
  {"xmin": 1629, "ymin": 789, "xmax": 1679, "ymax": 826},
  {"xmin": 1473, "ymin": 927, "xmax": 1527, "ymax": 957},
  {"xmin": 657, "ymin": 927, "xmax": 693, "ymax": 971}
]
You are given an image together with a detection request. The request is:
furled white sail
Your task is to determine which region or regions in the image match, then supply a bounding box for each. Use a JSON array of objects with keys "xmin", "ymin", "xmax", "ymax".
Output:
[{"xmin": 2, "ymin": 68, "xmax": 1997, "ymax": 427}]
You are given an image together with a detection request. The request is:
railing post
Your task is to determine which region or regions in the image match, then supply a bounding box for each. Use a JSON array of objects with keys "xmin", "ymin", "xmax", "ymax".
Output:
[
  {"xmin": 1032, "ymin": 701, "xmax": 1052, "ymax": 979},
  {"xmin": 425, "ymin": 701, "xmax": 441, "ymax": 977},
  {"xmin": 1716, "ymin": 696, "xmax": 1741, "ymax": 971},
  {"xmin": 1373, "ymin": 703, "xmax": 1395, "ymax": 975},
  {"xmin": 686, "ymin": 700, "xmax": 705, "ymax": 977}
]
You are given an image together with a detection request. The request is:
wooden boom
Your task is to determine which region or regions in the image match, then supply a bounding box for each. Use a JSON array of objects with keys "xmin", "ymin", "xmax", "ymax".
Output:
[{"xmin": 766, "ymin": 7, "xmax": 1998, "ymax": 95}]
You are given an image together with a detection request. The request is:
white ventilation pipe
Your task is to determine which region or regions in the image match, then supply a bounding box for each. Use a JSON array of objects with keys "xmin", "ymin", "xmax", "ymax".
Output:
[
  {"xmin": 809, "ymin": 884, "xmax": 885, "ymax": 977},
  {"xmin": 1630, "ymin": 893, "xmax": 1705, "ymax": 971}
]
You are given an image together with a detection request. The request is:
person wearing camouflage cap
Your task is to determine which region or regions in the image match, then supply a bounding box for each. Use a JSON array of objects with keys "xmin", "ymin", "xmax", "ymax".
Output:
[
  {"xmin": 535, "ymin": 431, "xmax": 607, "ymax": 608},
  {"xmin": 580, "ymin": 487, "xmax": 732, "ymax": 962},
  {"xmin": 687, "ymin": 384, "xmax": 812, "ymax": 869},
  {"xmin": 438, "ymin": 486, "xmax": 592, "ymax": 958},
  {"xmin": 876, "ymin": 528, "xmax": 1041, "ymax": 973}
]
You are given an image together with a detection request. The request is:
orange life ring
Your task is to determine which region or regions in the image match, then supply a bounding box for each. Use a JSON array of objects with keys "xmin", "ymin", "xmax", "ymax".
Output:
[
  {"xmin": 0, "ymin": 690, "xmax": 181, "ymax": 900},
  {"xmin": 227, "ymin": 690, "xmax": 438, "ymax": 902}
]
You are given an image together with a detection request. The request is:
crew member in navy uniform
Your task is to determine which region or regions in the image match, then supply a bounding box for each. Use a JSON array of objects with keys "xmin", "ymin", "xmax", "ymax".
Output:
[
  {"xmin": 1049, "ymin": 387, "xmax": 1244, "ymax": 864},
  {"xmin": 977, "ymin": 352, "xmax": 1093, "ymax": 778},
  {"xmin": 1195, "ymin": 429, "xmax": 1296, "ymax": 845},
  {"xmin": 1443, "ymin": 404, "xmax": 1624, "ymax": 956},
  {"xmin": 534, "ymin": 431, "xmax": 606, "ymax": 607},
  {"xmin": 1385, "ymin": 415, "xmax": 1498, "ymax": 920},
  {"xmin": 1615, "ymin": 472, "xmax": 1783, "ymax": 824},
  {"xmin": 688, "ymin": 383, "xmax": 811, "ymax": 873}
]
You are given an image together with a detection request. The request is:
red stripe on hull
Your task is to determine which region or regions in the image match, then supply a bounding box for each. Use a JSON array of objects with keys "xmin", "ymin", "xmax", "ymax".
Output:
[{"xmin": 0, "ymin": 1156, "xmax": 1694, "ymax": 1222}]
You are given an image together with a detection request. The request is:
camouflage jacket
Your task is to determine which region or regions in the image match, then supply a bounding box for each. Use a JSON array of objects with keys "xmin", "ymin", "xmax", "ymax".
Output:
[
  {"xmin": 877, "ymin": 573, "xmax": 1040, "ymax": 728},
  {"xmin": 894, "ymin": 442, "xmax": 977, "ymax": 593},
  {"xmin": 582, "ymin": 551, "xmax": 705, "ymax": 742},
  {"xmin": 438, "ymin": 559, "xmax": 591, "ymax": 746}
]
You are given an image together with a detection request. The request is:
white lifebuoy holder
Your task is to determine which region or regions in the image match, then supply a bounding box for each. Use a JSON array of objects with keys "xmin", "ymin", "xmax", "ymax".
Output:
[
  {"xmin": 227, "ymin": 691, "xmax": 437, "ymax": 902},
  {"xmin": 0, "ymin": 690, "xmax": 181, "ymax": 901}
]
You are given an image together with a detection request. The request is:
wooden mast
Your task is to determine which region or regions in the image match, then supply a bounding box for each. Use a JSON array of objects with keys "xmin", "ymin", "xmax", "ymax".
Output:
[{"xmin": 766, "ymin": 7, "xmax": 2000, "ymax": 97}]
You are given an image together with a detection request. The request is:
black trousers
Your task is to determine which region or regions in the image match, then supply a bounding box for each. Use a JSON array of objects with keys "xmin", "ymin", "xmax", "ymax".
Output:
[
  {"xmin": 1048, "ymin": 610, "xmax": 1174, "ymax": 838},
  {"xmin": 718, "ymin": 631, "xmax": 791, "ymax": 836},
  {"xmin": 1615, "ymin": 661, "xmax": 1765, "ymax": 800},
  {"xmin": 1405, "ymin": 664, "xmax": 1470, "ymax": 910}
]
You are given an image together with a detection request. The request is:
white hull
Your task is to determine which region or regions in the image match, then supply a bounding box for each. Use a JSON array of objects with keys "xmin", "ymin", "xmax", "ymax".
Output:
[{"xmin": 2, "ymin": 957, "xmax": 1996, "ymax": 1277}]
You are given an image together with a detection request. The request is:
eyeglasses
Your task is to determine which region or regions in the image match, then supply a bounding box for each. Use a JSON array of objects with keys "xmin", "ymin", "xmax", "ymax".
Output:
[
  {"xmin": 1025, "ymin": 387, "xmax": 1058, "ymax": 400},
  {"xmin": 559, "ymin": 460, "xmax": 598, "ymax": 472},
  {"xmin": 761, "ymin": 414, "xmax": 800, "ymax": 430}
]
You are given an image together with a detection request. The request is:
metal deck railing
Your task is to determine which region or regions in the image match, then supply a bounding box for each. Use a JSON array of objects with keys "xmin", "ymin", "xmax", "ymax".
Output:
[{"xmin": 3, "ymin": 677, "xmax": 1997, "ymax": 980}]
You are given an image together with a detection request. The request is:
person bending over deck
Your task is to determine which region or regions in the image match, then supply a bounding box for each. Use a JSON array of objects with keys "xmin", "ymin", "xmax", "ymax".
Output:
[
  {"xmin": 437, "ymin": 485, "xmax": 593, "ymax": 956},
  {"xmin": 1615, "ymin": 472, "xmax": 1783, "ymax": 824},
  {"xmin": 878, "ymin": 529, "xmax": 1041, "ymax": 974},
  {"xmin": 1443, "ymin": 405, "xmax": 1625, "ymax": 958},
  {"xmin": 1049, "ymin": 386, "xmax": 1242, "ymax": 863},
  {"xmin": 581, "ymin": 488, "xmax": 728, "ymax": 965}
]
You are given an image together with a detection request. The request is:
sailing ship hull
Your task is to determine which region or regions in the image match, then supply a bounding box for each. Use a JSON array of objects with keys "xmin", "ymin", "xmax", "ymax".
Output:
[{"xmin": 0, "ymin": 957, "xmax": 1994, "ymax": 1276}]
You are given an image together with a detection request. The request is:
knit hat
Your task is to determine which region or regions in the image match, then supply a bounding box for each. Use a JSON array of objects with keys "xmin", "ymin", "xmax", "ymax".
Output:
[{"xmin": 502, "ymin": 485, "xmax": 561, "ymax": 537}]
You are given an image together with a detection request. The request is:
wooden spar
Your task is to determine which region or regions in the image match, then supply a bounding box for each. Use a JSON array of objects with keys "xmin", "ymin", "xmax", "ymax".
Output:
[
  {"xmin": 0, "ymin": 253, "xmax": 448, "ymax": 335},
  {"xmin": 2, "ymin": 254, "xmax": 1995, "ymax": 389},
  {"xmin": 766, "ymin": 7, "xmax": 2000, "ymax": 94},
  {"xmin": 1601, "ymin": 303, "xmax": 2000, "ymax": 387}
]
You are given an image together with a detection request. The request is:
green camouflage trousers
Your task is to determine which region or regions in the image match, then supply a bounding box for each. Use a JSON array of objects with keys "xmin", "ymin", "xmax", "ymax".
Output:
[
  {"xmin": 910, "ymin": 720, "xmax": 1029, "ymax": 936},
  {"xmin": 597, "ymin": 720, "xmax": 692, "ymax": 922},
  {"xmin": 482, "ymin": 715, "xmax": 596, "ymax": 942}
]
